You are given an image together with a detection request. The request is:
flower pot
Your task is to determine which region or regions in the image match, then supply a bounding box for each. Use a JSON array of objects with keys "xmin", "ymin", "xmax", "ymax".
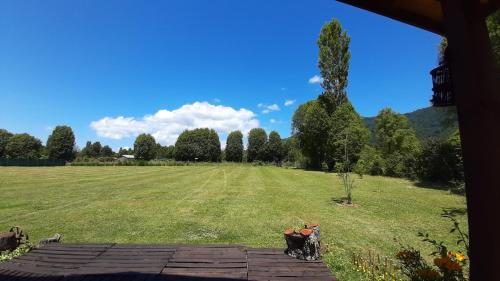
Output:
[{"xmin": 283, "ymin": 224, "xmax": 321, "ymax": 261}]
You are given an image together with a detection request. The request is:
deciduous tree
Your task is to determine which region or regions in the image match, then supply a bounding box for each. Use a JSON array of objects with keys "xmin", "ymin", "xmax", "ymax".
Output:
[
  {"xmin": 174, "ymin": 128, "xmax": 221, "ymax": 162},
  {"xmin": 0, "ymin": 129, "xmax": 13, "ymax": 158},
  {"xmin": 247, "ymin": 128, "xmax": 267, "ymax": 162},
  {"xmin": 325, "ymin": 102, "xmax": 370, "ymax": 170},
  {"xmin": 487, "ymin": 10, "xmax": 500, "ymax": 64},
  {"xmin": 267, "ymin": 131, "xmax": 284, "ymax": 163},
  {"xmin": 156, "ymin": 144, "xmax": 175, "ymax": 159},
  {"xmin": 117, "ymin": 147, "xmax": 133, "ymax": 157},
  {"xmin": 91, "ymin": 142, "xmax": 102, "ymax": 158},
  {"xmin": 292, "ymin": 100, "xmax": 329, "ymax": 168},
  {"xmin": 46, "ymin": 126, "xmax": 76, "ymax": 161},
  {"xmin": 134, "ymin": 134, "xmax": 157, "ymax": 160},
  {"xmin": 225, "ymin": 131, "xmax": 244, "ymax": 162},
  {"xmin": 375, "ymin": 108, "xmax": 420, "ymax": 177},
  {"xmin": 100, "ymin": 145, "xmax": 114, "ymax": 157},
  {"xmin": 5, "ymin": 133, "xmax": 42, "ymax": 159}
]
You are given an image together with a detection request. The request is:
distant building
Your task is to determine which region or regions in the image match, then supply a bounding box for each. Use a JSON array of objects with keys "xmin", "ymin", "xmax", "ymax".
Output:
[{"xmin": 119, "ymin": 155, "xmax": 135, "ymax": 161}]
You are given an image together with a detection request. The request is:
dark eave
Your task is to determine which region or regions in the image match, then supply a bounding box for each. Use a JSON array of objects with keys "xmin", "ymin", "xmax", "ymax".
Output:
[{"xmin": 337, "ymin": 0, "xmax": 500, "ymax": 36}]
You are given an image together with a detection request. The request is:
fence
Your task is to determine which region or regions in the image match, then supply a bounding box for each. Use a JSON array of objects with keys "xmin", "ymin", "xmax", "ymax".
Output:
[{"xmin": 0, "ymin": 159, "xmax": 66, "ymax": 166}]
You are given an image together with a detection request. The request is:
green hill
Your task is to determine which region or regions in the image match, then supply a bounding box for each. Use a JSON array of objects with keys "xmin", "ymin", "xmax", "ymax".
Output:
[{"xmin": 363, "ymin": 106, "xmax": 458, "ymax": 141}]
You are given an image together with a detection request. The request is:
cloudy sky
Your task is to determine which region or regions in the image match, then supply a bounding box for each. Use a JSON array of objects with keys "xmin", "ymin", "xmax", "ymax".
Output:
[{"xmin": 0, "ymin": 0, "xmax": 441, "ymax": 150}]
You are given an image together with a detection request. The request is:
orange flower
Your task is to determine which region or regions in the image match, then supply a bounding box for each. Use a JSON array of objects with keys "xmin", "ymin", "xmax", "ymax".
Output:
[
  {"xmin": 434, "ymin": 256, "xmax": 462, "ymax": 271},
  {"xmin": 448, "ymin": 251, "xmax": 467, "ymax": 262}
]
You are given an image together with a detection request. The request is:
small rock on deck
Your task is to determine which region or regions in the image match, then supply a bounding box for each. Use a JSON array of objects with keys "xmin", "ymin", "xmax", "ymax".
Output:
[{"xmin": 0, "ymin": 243, "xmax": 337, "ymax": 281}]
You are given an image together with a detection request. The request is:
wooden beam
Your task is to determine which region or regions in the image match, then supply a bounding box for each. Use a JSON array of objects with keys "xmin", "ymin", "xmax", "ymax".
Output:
[
  {"xmin": 337, "ymin": 0, "xmax": 500, "ymax": 35},
  {"xmin": 337, "ymin": 0, "xmax": 445, "ymax": 35},
  {"xmin": 440, "ymin": 0, "xmax": 500, "ymax": 280}
]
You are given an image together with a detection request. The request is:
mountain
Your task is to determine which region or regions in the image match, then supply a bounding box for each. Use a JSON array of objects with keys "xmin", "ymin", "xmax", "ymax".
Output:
[{"xmin": 363, "ymin": 106, "xmax": 458, "ymax": 141}]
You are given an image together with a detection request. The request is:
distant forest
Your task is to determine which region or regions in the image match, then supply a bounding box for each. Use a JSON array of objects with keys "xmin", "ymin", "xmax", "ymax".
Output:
[{"xmin": 363, "ymin": 106, "xmax": 458, "ymax": 141}]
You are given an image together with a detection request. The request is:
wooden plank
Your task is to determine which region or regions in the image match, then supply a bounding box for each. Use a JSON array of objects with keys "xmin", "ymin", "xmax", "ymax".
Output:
[
  {"xmin": 0, "ymin": 262, "xmax": 66, "ymax": 275},
  {"xmin": 168, "ymin": 258, "xmax": 247, "ymax": 263},
  {"xmin": 99, "ymin": 252, "xmax": 173, "ymax": 257},
  {"xmin": 248, "ymin": 268, "xmax": 331, "ymax": 275},
  {"xmin": 111, "ymin": 244, "xmax": 175, "ymax": 249},
  {"xmin": 248, "ymin": 262, "xmax": 328, "ymax": 268},
  {"xmin": 22, "ymin": 253, "xmax": 100, "ymax": 259},
  {"xmin": 42, "ymin": 243, "xmax": 114, "ymax": 248},
  {"xmin": 83, "ymin": 261, "xmax": 167, "ymax": 267},
  {"xmin": 249, "ymin": 277, "xmax": 335, "ymax": 281},
  {"xmin": 166, "ymin": 262, "xmax": 246, "ymax": 268},
  {"xmin": 30, "ymin": 249, "xmax": 107, "ymax": 254},
  {"xmin": 14, "ymin": 255, "xmax": 96, "ymax": 262},
  {"xmin": 0, "ymin": 243, "xmax": 338, "ymax": 280}
]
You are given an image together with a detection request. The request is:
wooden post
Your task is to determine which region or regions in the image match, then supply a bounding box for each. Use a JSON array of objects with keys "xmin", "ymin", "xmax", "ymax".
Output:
[{"xmin": 440, "ymin": 0, "xmax": 500, "ymax": 280}]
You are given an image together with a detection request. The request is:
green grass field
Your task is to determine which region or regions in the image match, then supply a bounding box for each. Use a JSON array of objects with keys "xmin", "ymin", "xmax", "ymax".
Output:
[{"xmin": 0, "ymin": 165, "xmax": 467, "ymax": 280}]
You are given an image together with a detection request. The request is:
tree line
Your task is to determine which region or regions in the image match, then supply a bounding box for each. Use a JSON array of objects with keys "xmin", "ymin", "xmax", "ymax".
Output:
[
  {"xmin": 0, "ymin": 126, "xmax": 76, "ymax": 161},
  {"xmin": 0, "ymin": 125, "xmax": 288, "ymax": 164},
  {"xmin": 127, "ymin": 128, "xmax": 287, "ymax": 163}
]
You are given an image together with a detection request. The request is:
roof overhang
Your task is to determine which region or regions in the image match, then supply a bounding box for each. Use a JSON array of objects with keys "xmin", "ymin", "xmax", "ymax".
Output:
[{"xmin": 337, "ymin": 0, "xmax": 500, "ymax": 36}]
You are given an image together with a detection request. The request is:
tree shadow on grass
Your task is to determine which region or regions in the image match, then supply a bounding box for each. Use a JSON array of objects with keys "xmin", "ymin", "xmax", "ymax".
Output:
[
  {"xmin": 331, "ymin": 197, "xmax": 348, "ymax": 204},
  {"xmin": 442, "ymin": 207, "xmax": 468, "ymax": 217},
  {"xmin": 330, "ymin": 197, "xmax": 359, "ymax": 208},
  {"xmin": 414, "ymin": 180, "xmax": 465, "ymax": 196}
]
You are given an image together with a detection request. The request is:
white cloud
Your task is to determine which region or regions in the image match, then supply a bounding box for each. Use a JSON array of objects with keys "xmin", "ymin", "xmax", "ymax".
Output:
[
  {"xmin": 270, "ymin": 119, "xmax": 276, "ymax": 124},
  {"xmin": 267, "ymin": 104, "xmax": 280, "ymax": 111},
  {"xmin": 90, "ymin": 102, "xmax": 259, "ymax": 146},
  {"xmin": 257, "ymin": 103, "xmax": 280, "ymax": 114},
  {"xmin": 284, "ymin": 99, "xmax": 296, "ymax": 106},
  {"xmin": 308, "ymin": 75, "xmax": 323, "ymax": 84}
]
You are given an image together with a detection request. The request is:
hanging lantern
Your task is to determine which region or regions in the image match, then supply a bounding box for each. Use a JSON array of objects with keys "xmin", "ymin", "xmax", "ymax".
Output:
[
  {"xmin": 430, "ymin": 63, "xmax": 454, "ymax": 106},
  {"xmin": 430, "ymin": 47, "xmax": 454, "ymax": 107}
]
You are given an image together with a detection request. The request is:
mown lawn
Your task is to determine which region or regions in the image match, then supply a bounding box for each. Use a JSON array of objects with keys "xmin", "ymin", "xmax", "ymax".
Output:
[{"xmin": 0, "ymin": 165, "xmax": 467, "ymax": 280}]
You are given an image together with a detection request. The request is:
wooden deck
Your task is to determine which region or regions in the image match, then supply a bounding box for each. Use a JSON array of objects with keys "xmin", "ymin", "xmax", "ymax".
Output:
[{"xmin": 0, "ymin": 244, "xmax": 337, "ymax": 281}]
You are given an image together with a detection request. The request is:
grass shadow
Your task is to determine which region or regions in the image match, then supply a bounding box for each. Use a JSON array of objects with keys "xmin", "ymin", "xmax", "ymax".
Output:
[
  {"xmin": 442, "ymin": 207, "xmax": 467, "ymax": 217},
  {"xmin": 414, "ymin": 180, "xmax": 465, "ymax": 195},
  {"xmin": 331, "ymin": 197, "xmax": 348, "ymax": 205}
]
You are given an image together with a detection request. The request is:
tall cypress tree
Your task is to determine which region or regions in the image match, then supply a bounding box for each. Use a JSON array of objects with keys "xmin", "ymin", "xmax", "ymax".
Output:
[{"xmin": 317, "ymin": 19, "xmax": 351, "ymax": 115}]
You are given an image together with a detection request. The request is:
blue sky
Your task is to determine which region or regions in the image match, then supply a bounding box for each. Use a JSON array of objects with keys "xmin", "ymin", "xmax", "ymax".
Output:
[{"xmin": 0, "ymin": 0, "xmax": 441, "ymax": 150}]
